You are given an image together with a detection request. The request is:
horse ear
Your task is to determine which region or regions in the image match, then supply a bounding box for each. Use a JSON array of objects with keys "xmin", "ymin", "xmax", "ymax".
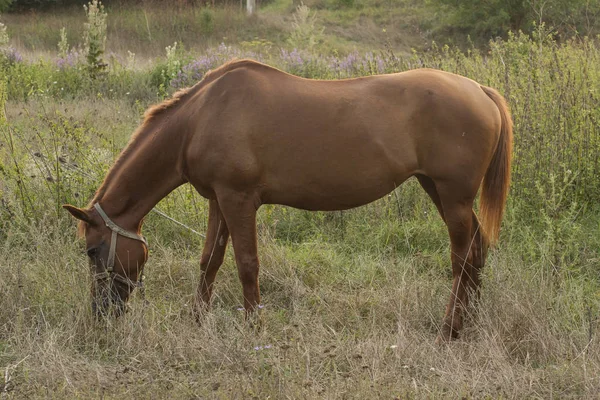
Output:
[{"xmin": 63, "ymin": 205, "xmax": 95, "ymax": 225}]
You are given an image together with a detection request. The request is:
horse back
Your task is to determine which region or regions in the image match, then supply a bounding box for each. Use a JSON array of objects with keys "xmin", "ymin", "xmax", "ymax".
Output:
[{"xmin": 184, "ymin": 62, "xmax": 502, "ymax": 209}]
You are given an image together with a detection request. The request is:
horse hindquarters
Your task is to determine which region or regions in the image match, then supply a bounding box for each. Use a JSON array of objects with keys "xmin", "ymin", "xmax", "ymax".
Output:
[{"xmin": 429, "ymin": 86, "xmax": 512, "ymax": 342}]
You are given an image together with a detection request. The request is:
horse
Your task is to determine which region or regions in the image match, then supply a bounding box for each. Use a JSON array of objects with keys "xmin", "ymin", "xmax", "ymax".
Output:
[{"xmin": 64, "ymin": 59, "xmax": 512, "ymax": 341}]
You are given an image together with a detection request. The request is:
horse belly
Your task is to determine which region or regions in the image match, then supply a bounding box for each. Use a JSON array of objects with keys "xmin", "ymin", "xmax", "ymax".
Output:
[{"xmin": 261, "ymin": 154, "xmax": 412, "ymax": 211}]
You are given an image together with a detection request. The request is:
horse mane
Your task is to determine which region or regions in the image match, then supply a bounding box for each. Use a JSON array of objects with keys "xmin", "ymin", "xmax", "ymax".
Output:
[
  {"xmin": 77, "ymin": 58, "xmax": 264, "ymax": 237},
  {"xmin": 143, "ymin": 58, "xmax": 266, "ymax": 123}
]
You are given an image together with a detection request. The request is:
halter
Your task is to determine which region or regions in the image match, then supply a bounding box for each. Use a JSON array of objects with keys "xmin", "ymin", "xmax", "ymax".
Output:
[{"xmin": 93, "ymin": 203, "xmax": 148, "ymax": 289}]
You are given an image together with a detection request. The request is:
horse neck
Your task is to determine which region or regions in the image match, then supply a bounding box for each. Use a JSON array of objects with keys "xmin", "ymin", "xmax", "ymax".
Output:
[{"xmin": 97, "ymin": 117, "xmax": 187, "ymax": 231}]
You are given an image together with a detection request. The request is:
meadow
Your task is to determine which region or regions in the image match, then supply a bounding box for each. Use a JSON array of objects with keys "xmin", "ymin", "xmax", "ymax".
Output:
[{"xmin": 1, "ymin": 1, "xmax": 600, "ymax": 398}]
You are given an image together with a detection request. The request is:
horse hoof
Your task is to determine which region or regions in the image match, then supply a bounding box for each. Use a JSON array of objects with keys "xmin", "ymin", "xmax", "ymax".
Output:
[
  {"xmin": 434, "ymin": 334, "xmax": 451, "ymax": 345},
  {"xmin": 192, "ymin": 303, "xmax": 210, "ymax": 324},
  {"xmin": 435, "ymin": 322, "xmax": 460, "ymax": 344}
]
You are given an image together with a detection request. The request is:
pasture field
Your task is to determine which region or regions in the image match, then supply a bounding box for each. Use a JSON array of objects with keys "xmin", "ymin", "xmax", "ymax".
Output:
[{"xmin": 1, "ymin": 3, "xmax": 600, "ymax": 398}]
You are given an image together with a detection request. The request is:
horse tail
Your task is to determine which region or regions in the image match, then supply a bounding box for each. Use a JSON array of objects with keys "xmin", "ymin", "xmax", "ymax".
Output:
[{"xmin": 479, "ymin": 86, "xmax": 513, "ymax": 246}]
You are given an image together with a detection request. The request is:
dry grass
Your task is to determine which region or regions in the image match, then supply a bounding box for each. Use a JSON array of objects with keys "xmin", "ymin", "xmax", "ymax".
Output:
[{"xmin": 1, "ymin": 219, "xmax": 599, "ymax": 399}]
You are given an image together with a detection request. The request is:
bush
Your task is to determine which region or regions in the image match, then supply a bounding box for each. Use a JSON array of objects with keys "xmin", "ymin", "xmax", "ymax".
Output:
[
  {"xmin": 288, "ymin": 2, "xmax": 324, "ymax": 52},
  {"xmin": 83, "ymin": 0, "xmax": 107, "ymax": 76},
  {"xmin": 198, "ymin": 7, "xmax": 214, "ymax": 35},
  {"xmin": 427, "ymin": 0, "xmax": 600, "ymax": 43}
]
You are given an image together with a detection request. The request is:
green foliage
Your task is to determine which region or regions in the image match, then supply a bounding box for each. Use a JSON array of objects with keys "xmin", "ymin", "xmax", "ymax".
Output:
[
  {"xmin": 0, "ymin": 19, "xmax": 8, "ymax": 47},
  {"xmin": 327, "ymin": 0, "xmax": 355, "ymax": 8},
  {"xmin": 0, "ymin": 111, "xmax": 107, "ymax": 222},
  {"xmin": 288, "ymin": 2, "xmax": 324, "ymax": 52},
  {"xmin": 83, "ymin": 0, "xmax": 107, "ymax": 77},
  {"xmin": 198, "ymin": 7, "xmax": 214, "ymax": 35},
  {"xmin": 535, "ymin": 171, "xmax": 584, "ymax": 275},
  {"xmin": 151, "ymin": 41, "xmax": 188, "ymax": 97},
  {"xmin": 0, "ymin": 0, "xmax": 11, "ymax": 13},
  {"xmin": 338, "ymin": 0, "xmax": 354, "ymax": 6},
  {"xmin": 429, "ymin": 0, "xmax": 528, "ymax": 37},
  {"xmin": 57, "ymin": 26, "xmax": 69, "ymax": 58},
  {"xmin": 8, "ymin": 0, "xmax": 60, "ymax": 11},
  {"xmin": 428, "ymin": 0, "xmax": 600, "ymax": 43},
  {"xmin": 240, "ymin": 37, "xmax": 273, "ymax": 57}
]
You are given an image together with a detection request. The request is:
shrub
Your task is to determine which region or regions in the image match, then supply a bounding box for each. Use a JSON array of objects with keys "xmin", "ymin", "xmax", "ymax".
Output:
[
  {"xmin": 83, "ymin": 0, "xmax": 107, "ymax": 77},
  {"xmin": 198, "ymin": 7, "xmax": 214, "ymax": 35},
  {"xmin": 288, "ymin": 2, "xmax": 324, "ymax": 52}
]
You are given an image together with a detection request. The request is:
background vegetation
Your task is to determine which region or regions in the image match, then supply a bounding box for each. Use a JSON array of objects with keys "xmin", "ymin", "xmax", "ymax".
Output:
[{"xmin": 1, "ymin": 0, "xmax": 599, "ymax": 398}]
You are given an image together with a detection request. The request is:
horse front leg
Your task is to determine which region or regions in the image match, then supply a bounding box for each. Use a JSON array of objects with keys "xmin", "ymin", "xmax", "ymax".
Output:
[{"xmin": 217, "ymin": 190, "xmax": 262, "ymax": 320}]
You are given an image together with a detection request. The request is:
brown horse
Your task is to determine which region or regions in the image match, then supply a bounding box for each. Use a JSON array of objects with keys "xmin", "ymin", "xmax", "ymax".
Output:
[{"xmin": 64, "ymin": 59, "xmax": 512, "ymax": 341}]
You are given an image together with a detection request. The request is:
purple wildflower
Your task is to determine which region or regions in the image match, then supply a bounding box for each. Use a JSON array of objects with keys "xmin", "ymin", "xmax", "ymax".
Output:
[
  {"xmin": 170, "ymin": 54, "xmax": 221, "ymax": 88},
  {"xmin": 340, "ymin": 51, "xmax": 360, "ymax": 75},
  {"xmin": 376, "ymin": 56, "xmax": 385, "ymax": 74},
  {"xmin": 280, "ymin": 48, "xmax": 305, "ymax": 71},
  {"xmin": 56, "ymin": 49, "xmax": 81, "ymax": 69}
]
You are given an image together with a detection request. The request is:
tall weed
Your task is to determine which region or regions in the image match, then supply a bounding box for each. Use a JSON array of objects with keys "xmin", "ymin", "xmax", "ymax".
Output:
[{"xmin": 83, "ymin": 0, "xmax": 107, "ymax": 76}]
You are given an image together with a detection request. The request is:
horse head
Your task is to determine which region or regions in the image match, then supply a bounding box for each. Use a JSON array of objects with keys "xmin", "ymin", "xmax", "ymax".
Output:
[{"xmin": 63, "ymin": 203, "xmax": 148, "ymax": 318}]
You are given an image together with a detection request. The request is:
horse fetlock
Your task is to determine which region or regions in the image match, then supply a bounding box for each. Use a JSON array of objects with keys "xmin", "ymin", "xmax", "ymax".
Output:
[
  {"xmin": 195, "ymin": 283, "xmax": 213, "ymax": 305},
  {"xmin": 439, "ymin": 315, "xmax": 462, "ymax": 341},
  {"xmin": 192, "ymin": 300, "xmax": 211, "ymax": 324}
]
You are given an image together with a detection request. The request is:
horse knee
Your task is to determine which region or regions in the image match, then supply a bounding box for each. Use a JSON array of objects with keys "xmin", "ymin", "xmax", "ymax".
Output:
[
  {"xmin": 200, "ymin": 252, "xmax": 225, "ymax": 271},
  {"xmin": 236, "ymin": 255, "xmax": 259, "ymax": 285}
]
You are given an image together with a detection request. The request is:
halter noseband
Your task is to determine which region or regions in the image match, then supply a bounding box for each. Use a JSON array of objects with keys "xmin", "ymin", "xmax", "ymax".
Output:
[{"xmin": 93, "ymin": 203, "xmax": 148, "ymax": 289}]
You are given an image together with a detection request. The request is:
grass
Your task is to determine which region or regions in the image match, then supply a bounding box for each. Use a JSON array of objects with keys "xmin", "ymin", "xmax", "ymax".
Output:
[
  {"xmin": 1, "ymin": 5, "xmax": 600, "ymax": 398},
  {"xmin": 3, "ymin": 0, "xmax": 422, "ymax": 61},
  {"xmin": 1, "ymin": 185, "xmax": 599, "ymax": 397},
  {"xmin": 4, "ymin": 3, "xmax": 288, "ymax": 58}
]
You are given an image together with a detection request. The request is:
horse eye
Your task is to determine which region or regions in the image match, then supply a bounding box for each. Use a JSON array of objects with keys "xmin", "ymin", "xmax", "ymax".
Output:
[{"xmin": 86, "ymin": 247, "xmax": 99, "ymax": 258}]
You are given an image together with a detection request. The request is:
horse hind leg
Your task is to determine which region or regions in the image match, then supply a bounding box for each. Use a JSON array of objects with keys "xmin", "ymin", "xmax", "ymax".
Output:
[
  {"xmin": 469, "ymin": 210, "xmax": 488, "ymax": 296},
  {"xmin": 416, "ymin": 174, "xmax": 445, "ymax": 221},
  {"xmin": 433, "ymin": 182, "xmax": 482, "ymax": 342},
  {"xmin": 194, "ymin": 199, "xmax": 230, "ymax": 320}
]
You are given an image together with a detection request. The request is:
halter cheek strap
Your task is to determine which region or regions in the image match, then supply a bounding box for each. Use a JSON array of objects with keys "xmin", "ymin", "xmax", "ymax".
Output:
[{"xmin": 93, "ymin": 203, "xmax": 148, "ymax": 288}]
